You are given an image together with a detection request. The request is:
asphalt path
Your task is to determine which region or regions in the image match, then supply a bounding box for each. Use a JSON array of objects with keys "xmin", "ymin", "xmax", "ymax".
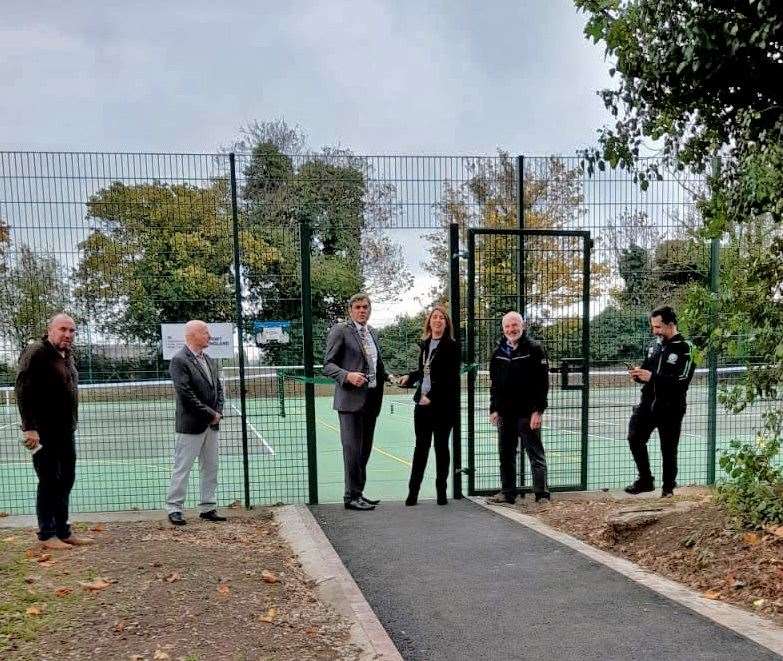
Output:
[{"xmin": 311, "ymin": 499, "xmax": 780, "ymax": 661}]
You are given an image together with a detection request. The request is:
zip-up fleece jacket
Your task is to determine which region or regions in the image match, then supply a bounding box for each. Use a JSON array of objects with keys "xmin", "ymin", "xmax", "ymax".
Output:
[
  {"xmin": 637, "ymin": 333, "xmax": 695, "ymax": 413},
  {"xmin": 489, "ymin": 335, "xmax": 549, "ymax": 417}
]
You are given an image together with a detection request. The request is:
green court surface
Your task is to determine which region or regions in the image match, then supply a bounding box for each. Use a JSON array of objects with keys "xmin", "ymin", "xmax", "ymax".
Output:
[{"xmin": 0, "ymin": 381, "xmax": 775, "ymax": 515}]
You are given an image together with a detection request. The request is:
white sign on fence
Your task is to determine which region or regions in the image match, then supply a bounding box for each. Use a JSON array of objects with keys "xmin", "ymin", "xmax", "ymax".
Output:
[{"xmin": 161, "ymin": 323, "xmax": 235, "ymax": 360}]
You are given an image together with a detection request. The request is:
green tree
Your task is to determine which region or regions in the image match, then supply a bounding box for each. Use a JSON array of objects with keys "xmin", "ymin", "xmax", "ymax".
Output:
[
  {"xmin": 75, "ymin": 180, "xmax": 279, "ymax": 345},
  {"xmin": 0, "ymin": 245, "xmax": 71, "ymax": 350},
  {"xmin": 377, "ymin": 312, "xmax": 427, "ymax": 375}
]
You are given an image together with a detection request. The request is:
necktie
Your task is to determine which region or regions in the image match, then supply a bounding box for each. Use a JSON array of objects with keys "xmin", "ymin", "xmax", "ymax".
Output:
[{"xmin": 359, "ymin": 327, "xmax": 376, "ymax": 386}]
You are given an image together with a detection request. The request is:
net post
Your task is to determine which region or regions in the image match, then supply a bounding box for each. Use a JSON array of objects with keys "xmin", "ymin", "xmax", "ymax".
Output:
[
  {"xmin": 448, "ymin": 222, "xmax": 463, "ymax": 499},
  {"xmin": 276, "ymin": 370, "xmax": 286, "ymax": 417},
  {"xmin": 229, "ymin": 153, "xmax": 251, "ymax": 510},
  {"xmin": 299, "ymin": 213, "xmax": 319, "ymax": 505},
  {"xmin": 516, "ymin": 155, "xmax": 526, "ymax": 317}
]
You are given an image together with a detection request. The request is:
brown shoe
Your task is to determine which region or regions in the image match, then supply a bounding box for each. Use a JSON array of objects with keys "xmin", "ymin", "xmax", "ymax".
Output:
[
  {"xmin": 41, "ymin": 538, "xmax": 72, "ymax": 550},
  {"xmin": 61, "ymin": 535, "xmax": 95, "ymax": 546}
]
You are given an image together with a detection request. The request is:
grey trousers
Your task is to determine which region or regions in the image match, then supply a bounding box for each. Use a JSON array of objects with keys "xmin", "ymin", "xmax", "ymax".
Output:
[
  {"xmin": 165, "ymin": 427, "xmax": 219, "ymax": 514},
  {"xmin": 338, "ymin": 410, "xmax": 378, "ymax": 502}
]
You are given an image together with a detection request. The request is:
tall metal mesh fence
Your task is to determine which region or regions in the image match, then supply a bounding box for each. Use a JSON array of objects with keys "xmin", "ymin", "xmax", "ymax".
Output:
[{"xmin": 0, "ymin": 151, "xmax": 776, "ymax": 513}]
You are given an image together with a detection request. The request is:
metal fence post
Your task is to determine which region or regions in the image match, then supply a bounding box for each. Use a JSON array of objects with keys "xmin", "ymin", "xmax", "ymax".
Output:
[
  {"xmin": 466, "ymin": 229, "xmax": 476, "ymax": 496},
  {"xmin": 448, "ymin": 222, "xmax": 463, "ymax": 499},
  {"xmin": 299, "ymin": 213, "xmax": 319, "ymax": 504},
  {"xmin": 706, "ymin": 156, "xmax": 721, "ymax": 484},
  {"xmin": 517, "ymin": 155, "xmax": 526, "ymax": 317},
  {"xmin": 229, "ymin": 153, "xmax": 251, "ymax": 509}
]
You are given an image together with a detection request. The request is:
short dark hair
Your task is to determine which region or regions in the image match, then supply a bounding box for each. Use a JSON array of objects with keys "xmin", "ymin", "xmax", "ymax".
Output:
[{"xmin": 650, "ymin": 305, "xmax": 677, "ymax": 325}]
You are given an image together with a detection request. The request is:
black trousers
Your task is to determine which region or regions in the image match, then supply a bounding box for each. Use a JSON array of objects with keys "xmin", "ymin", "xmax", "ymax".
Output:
[
  {"xmin": 32, "ymin": 431, "xmax": 76, "ymax": 541},
  {"xmin": 627, "ymin": 404, "xmax": 685, "ymax": 490},
  {"xmin": 408, "ymin": 404, "xmax": 452, "ymax": 498},
  {"xmin": 498, "ymin": 414, "xmax": 548, "ymax": 497}
]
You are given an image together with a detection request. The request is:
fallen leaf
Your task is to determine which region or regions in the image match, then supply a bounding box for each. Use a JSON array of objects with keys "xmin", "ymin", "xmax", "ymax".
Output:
[
  {"xmin": 90, "ymin": 523, "xmax": 106, "ymax": 533},
  {"xmin": 753, "ymin": 598, "xmax": 767, "ymax": 608},
  {"xmin": 25, "ymin": 606, "xmax": 43, "ymax": 617},
  {"xmin": 38, "ymin": 560, "xmax": 56, "ymax": 568},
  {"xmin": 24, "ymin": 548, "xmax": 39, "ymax": 559},
  {"xmin": 24, "ymin": 575, "xmax": 39, "ymax": 584},
  {"xmin": 164, "ymin": 572, "xmax": 181, "ymax": 583},
  {"xmin": 259, "ymin": 607, "xmax": 277, "ymax": 623},
  {"xmin": 261, "ymin": 570, "xmax": 279, "ymax": 584},
  {"xmin": 703, "ymin": 590, "xmax": 722, "ymax": 600},
  {"xmin": 54, "ymin": 587, "xmax": 73, "ymax": 597},
  {"xmin": 153, "ymin": 651, "xmax": 171, "ymax": 660},
  {"xmin": 227, "ymin": 499, "xmax": 241, "ymax": 509},
  {"xmin": 2, "ymin": 535, "xmax": 19, "ymax": 542},
  {"xmin": 742, "ymin": 532, "xmax": 760, "ymax": 545},
  {"xmin": 36, "ymin": 553, "xmax": 52, "ymax": 563},
  {"xmin": 217, "ymin": 585, "xmax": 231, "ymax": 596},
  {"xmin": 766, "ymin": 525, "xmax": 783, "ymax": 538},
  {"xmin": 80, "ymin": 578, "xmax": 112, "ymax": 592}
]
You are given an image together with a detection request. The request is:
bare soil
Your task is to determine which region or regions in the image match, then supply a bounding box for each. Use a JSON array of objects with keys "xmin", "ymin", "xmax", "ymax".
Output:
[
  {"xmin": 0, "ymin": 509, "xmax": 359, "ymax": 660},
  {"xmin": 514, "ymin": 491, "xmax": 783, "ymax": 626}
]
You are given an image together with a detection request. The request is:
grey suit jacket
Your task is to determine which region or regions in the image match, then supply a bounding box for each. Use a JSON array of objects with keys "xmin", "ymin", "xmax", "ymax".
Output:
[
  {"xmin": 169, "ymin": 346, "xmax": 225, "ymax": 434},
  {"xmin": 323, "ymin": 321, "xmax": 386, "ymax": 413}
]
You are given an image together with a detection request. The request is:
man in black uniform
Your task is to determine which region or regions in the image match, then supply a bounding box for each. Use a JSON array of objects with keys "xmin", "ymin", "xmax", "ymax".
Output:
[
  {"xmin": 16, "ymin": 313, "xmax": 92, "ymax": 548},
  {"xmin": 625, "ymin": 306, "xmax": 696, "ymax": 498},
  {"xmin": 487, "ymin": 311, "xmax": 550, "ymax": 505}
]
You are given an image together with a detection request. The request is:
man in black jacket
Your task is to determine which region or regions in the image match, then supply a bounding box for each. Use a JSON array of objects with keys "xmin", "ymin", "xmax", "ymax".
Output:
[
  {"xmin": 488, "ymin": 312, "xmax": 550, "ymax": 505},
  {"xmin": 625, "ymin": 306, "xmax": 696, "ymax": 498},
  {"xmin": 165, "ymin": 320, "xmax": 226, "ymax": 525},
  {"xmin": 16, "ymin": 313, "xmax": 92, "ymax": 548}
]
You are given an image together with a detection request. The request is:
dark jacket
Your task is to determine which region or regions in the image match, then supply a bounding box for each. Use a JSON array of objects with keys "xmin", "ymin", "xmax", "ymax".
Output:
[
  {"xmin": 404, "ymin": 335, "xmax": 459, "ymax": 420},
  {"xmin": 170, "ymin": 346, "xmax": 224, "ymax": 434},
  {"xmin": 489, "ymin": 335, "xmax": 549, "ymax": 417},
  {"xmin": 323, "ymin": 321, "xmax": 388, "ymax": 413},
  {"xmin": 15, "ymin": 337, "xmax": 79, "ymax": 437},
  {"xmin": 637, "ymin": 333, "xmax": 695, "ymax": 413}
]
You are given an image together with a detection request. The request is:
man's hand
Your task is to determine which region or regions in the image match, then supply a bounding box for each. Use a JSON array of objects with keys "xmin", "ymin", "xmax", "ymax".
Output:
[
  {"xmin": 530, "ymin": 411, "xmax": 542, "ymax": 430},
  {"xmin": 346, "ymin": 372, "xmax": 368, "ymax": 387},
  {"xmin": 23, "ymin": 430, "xmax": 40, "ymax": 450},
  {"xmin": 630, "ymin": 368, "xmax": 652, "ymax": 383},
  {"xmin": 489, "ymin": 412, "xmax": 499, "ymax": 426},
  {"xmin": 211, "ymin": 413, "xmax": 222, "ymax": 425},
  {"xmin": 419, "ymin": 394, "xmax": 431, "ymax": 406},
  {"xmin": 396, "ymin": 374, "xmax": 410, "ymax": 387}
]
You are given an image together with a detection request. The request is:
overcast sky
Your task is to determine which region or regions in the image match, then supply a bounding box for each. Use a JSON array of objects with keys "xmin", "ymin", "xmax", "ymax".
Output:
[
  {"xmin": 1, "ymin": 0, "xmax": 617, "ymax": 326},
  {"xmin": 1, "ymin": 0, "xmax": 613, "ymax": 155}
]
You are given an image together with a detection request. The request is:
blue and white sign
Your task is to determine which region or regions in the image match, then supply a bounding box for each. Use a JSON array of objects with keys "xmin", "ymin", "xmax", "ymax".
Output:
[{"xmin": 253, "ymin": 320, "xmax": 291, "ymax": 346}]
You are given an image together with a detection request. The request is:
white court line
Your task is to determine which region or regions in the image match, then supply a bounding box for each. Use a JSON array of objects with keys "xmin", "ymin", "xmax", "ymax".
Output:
[{"xmin": 229, "ymin": 402, "xmax": 274, "ymax": 455}]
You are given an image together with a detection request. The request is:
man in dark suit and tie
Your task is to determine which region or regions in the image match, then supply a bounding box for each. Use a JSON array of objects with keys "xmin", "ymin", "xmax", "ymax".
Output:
[
  {"xmin": 166, "ymin": 320, "xmax": 226, "ymax": 525},
  {"xmin": 324, "ymin": 293, "xmax": 389, "ymax": 511}
]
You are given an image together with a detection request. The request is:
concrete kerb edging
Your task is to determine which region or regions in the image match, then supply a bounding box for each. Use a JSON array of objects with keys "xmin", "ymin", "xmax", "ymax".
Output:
[
  {"xmin": 470, "ymin": 496, "xmax": 783, "ymax": 658},
  {"xmin": 275, "ymin": 505, "xmax": 402, "ymax": 661}
]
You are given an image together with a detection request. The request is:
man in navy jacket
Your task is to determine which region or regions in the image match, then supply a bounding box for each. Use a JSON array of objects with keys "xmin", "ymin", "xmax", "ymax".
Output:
[{"xmin": 488, "ymin": 312, "xmax": 550, "ymax": 505}]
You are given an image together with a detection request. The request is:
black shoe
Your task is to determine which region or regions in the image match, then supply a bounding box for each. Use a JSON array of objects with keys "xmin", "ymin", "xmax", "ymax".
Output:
[
  {"xmin": 535, "ymin": 492, "xmax": 551, "ymax": 503},
  {"xmin": 199, "ymin": 510, "xmax": 227, "ymax": 522},
  {"xmin": 168, "ymin": 512, "xmax": 186, "ymax": 526},
  {"xmin": 405, "ymin": 494, "xmax": 418, "ymax": 506},
  {"xmin": 437, "ymin": 496, "xmax": 448, "ymax": 505},
  {"xmin": 624, "ymin": 479, "xmax": 655, "ymax": 495},
  {"xmin": 661, "ymin": 488, "xmax": 674, "ymax": 498},
  {"xmin": 344, "ymin": 498, "xmax": 375, "ymax": 511},
  {"xmin": 361, "ymin": 495, "xmax": 380, "ymax": 506}
]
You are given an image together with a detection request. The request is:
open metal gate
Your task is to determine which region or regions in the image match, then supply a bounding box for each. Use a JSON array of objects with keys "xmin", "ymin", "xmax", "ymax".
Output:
[{"xmin": 466, "ymin": 228, "xmax": 592, "ymax": 495}]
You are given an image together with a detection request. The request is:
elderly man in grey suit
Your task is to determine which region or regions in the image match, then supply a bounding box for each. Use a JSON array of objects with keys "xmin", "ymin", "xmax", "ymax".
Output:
[
  {"xmin": 166, "ymin": 320, "xmax": 226, "ymax": 525},
  {"xmin": 324, "ymin": 293, "xmax": 389, "ymax": 511}
]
